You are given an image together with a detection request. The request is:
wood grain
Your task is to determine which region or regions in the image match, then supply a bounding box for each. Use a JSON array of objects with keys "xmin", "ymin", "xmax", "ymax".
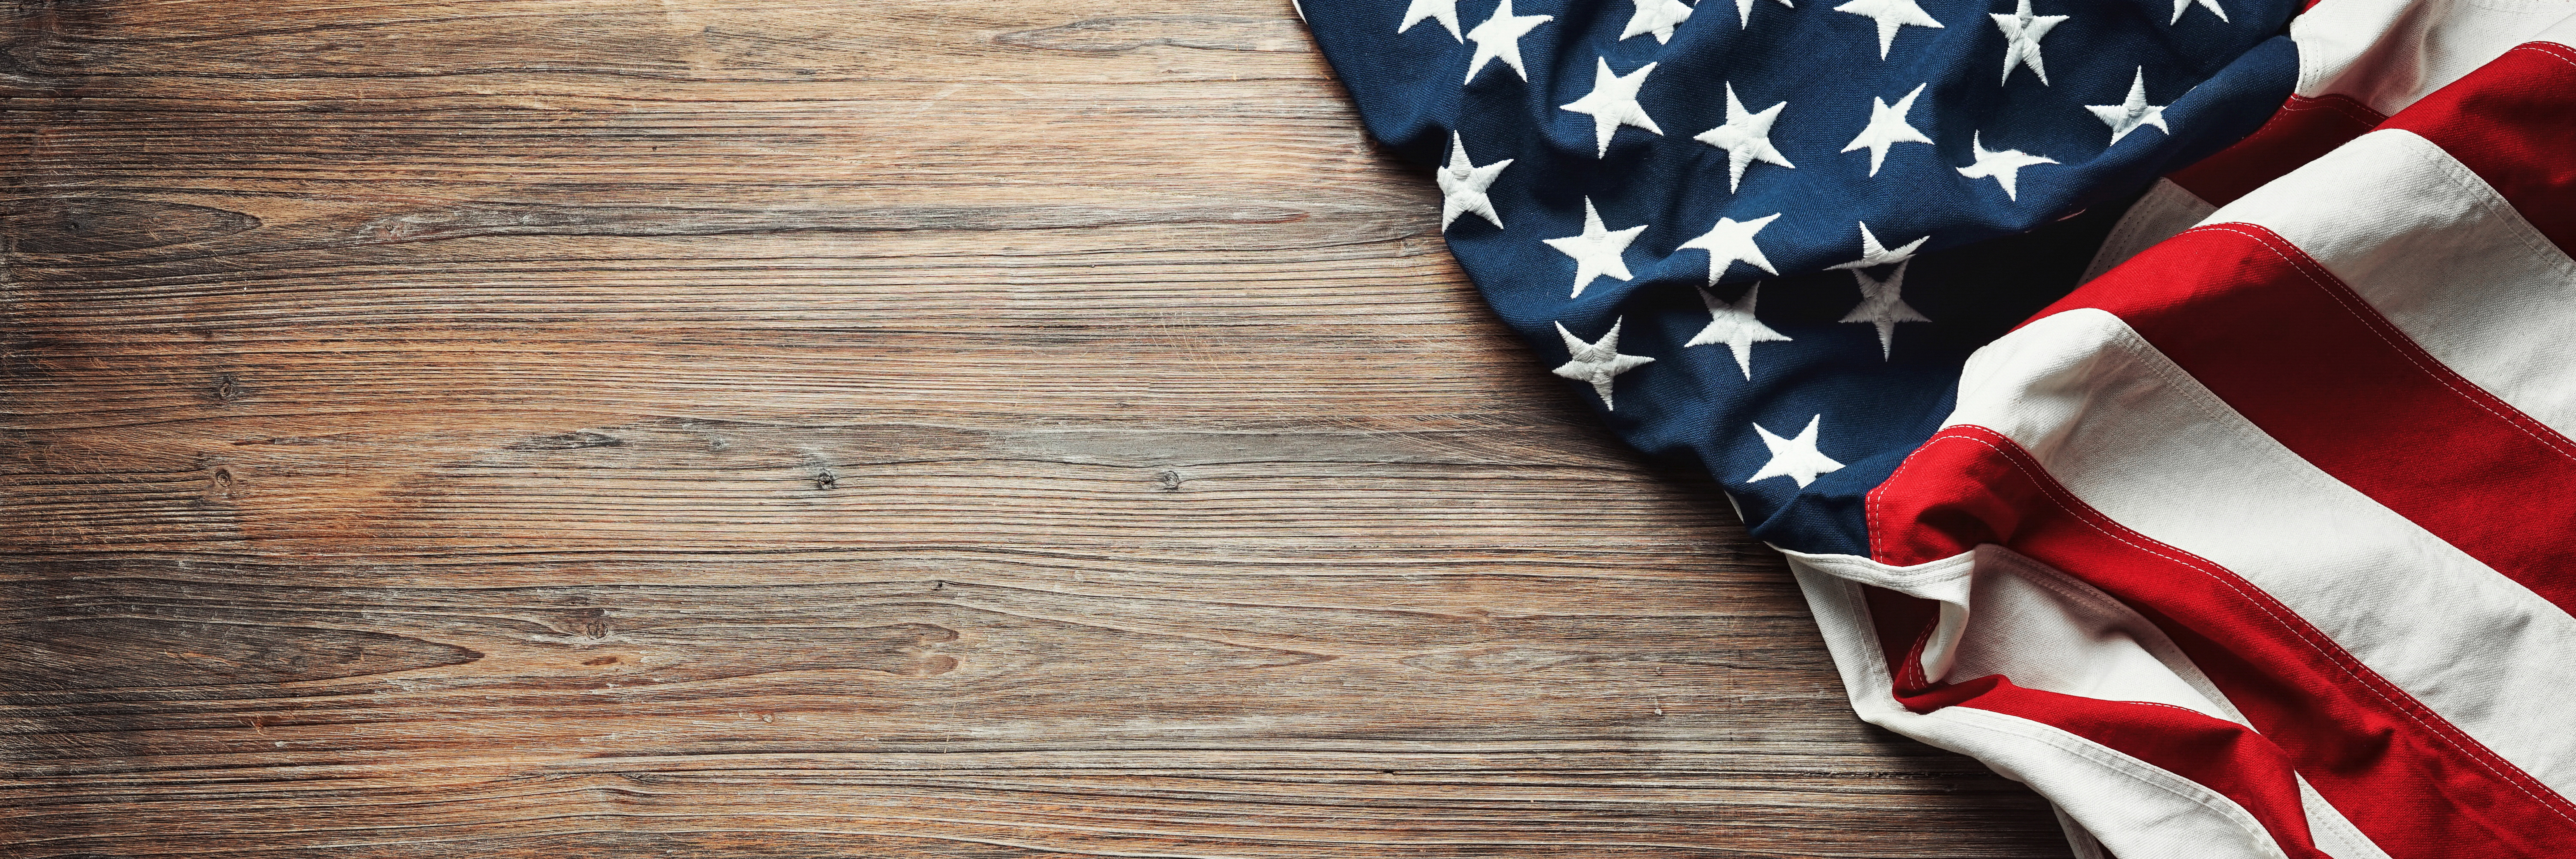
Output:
[{"xmin": 0, "ymin": 0, "xmax": 2071, "ymax": 855}]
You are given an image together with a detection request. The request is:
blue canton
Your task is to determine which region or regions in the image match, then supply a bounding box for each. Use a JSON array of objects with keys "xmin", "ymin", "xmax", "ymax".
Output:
[{"xmin": 1299, "ymin": 0, "xmax": 2299, "ymax": 554}]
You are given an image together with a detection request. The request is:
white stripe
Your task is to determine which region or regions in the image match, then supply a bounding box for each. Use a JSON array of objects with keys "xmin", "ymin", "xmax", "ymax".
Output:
[
  {"xmin": 2199, "ymin": 130, "xmax": 2576, "ymax": 439},
  {"xmin": 2292, "ymin": 0, "xmax": 2576, "ymax": 114},
  {"xmin": 1951, "ymin": 308, "xmax": 2576, "ymax": 800},
  {"xmin": 1782, "ymin": 559, "xmax": 2301, "ymax": 859}
]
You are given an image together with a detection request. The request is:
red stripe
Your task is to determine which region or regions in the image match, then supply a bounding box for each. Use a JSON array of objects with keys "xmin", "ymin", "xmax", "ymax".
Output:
[
  {"xmin": 2169, "ymin": 94, "xmax": 2384, "ymax": 206},
  {"xmin": 2381, "ymin": 42, "xmax": 2576, "ymax": 256},
  {"xmin": 1870, "ymin": 427, "xmax": 2576, "ymax": 856},
  {"xmin": 1857, "ymin": 583, "xmax": 2332, "ymax": 858},
  {"xmin": 2035, "ymin": 224, "xmax": 2576, "ymax": 618}
]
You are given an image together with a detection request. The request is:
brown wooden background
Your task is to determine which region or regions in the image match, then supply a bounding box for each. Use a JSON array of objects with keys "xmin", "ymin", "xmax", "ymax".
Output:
[{"xmin": 1, "ymin": 0, "xmax": 2071, "ymax": 855}]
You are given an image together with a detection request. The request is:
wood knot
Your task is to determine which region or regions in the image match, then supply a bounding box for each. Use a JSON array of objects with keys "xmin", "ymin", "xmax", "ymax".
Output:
[
  {"xmin": 202, "ymin": 468, "xmax": 240, "ymax": 504},
  {"xmin": 208, "ymin": 373, "xmax": 247, "ymax": 403},
  {"xmin": 1154, "ymin": 469, "xmax": 1183, "ymax": 491},
  {"xmin": 814, "ymin": 468, "xmax": 839, "ymax": 490}
]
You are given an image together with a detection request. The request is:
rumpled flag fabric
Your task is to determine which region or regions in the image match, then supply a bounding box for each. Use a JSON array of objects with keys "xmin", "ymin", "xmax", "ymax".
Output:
[{"xmin": 1295, "ymin": 0, "xmax": 2576, "ymax": 853}]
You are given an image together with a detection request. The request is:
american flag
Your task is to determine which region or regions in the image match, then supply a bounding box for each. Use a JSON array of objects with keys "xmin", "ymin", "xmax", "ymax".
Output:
[{"xmin": 1296, "ymin": 0, "xmax": 2576, "ymax": 853}]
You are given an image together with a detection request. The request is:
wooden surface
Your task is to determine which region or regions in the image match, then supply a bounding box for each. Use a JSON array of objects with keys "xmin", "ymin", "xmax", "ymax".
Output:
[{"xmin": 0, "ymin": 1, "xmax": 2071, "ymax": 855}]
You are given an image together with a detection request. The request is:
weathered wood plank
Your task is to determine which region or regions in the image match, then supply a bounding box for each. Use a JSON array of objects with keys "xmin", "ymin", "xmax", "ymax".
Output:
[{"xmin": 2, "ymin": 0, "xmax": 2070, "ymax": 855}]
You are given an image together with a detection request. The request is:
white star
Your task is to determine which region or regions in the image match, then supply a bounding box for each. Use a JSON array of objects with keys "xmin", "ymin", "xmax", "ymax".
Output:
[
  {"xmin": 1622, "ymin": 0, "xmax": 1696, "ymax": 43},
  {"xmin": 1437, "ymin": 133, "xmax": 1513, "ymax": 230},
  {"xmin": 1560, "ymin": 58, "xmax": 1664, "ymax": 157},
  {"xmin": 1955, "ymin": 131, "xmax": 2056, "ymax": 201},
  {"xmin": 1553, "ymin": 318, "xmax": 1656, "ymax": 410},
  {"xmin": 2170, "ymin": 0, "xmax": 2228, "ymax": 24},
  {"xmin": 1827, "ymin": 221, "xmax": 1929, "ymax": 271},
  {"xmin": 2087, "ymin": 67, "xmax": 2170, "ymax": 146},
  {"xmin": 1842, "ymin": 83, "xmax": 1933, "ymax": 177},
  {"xmin": 1679, "ymin": 211, "xmax": 1780, "ymax": 284},
  {"xmin": 1399, "ymin": 0, "xmax": 1463, "ymax": 40},
  {"xmin": 1731, "ymin": 0, "xmax": 1796, "ymax": 28},
  {"xmin": 1693, "ymin": 82, "xmax": 1795, "ymax": 192},
  {"xmin": 1990, "ymin": 0, "xmax": 2067, "ymax": 85},
  {"xmin": 1543, "ymin": 198, "xmax": 1649, "ymax": 298},
  {"xmin": 1748, "ymin": 415, "xmax": 1845, "ymax": 488},
  {"xmin": 1834, "ymin": 0, "xmax": 1944, "ymax": 59},
  {"xmin": 1688, "ymin": 283, "xmax": 1792, "ymax": 380},
  {"xmin": 1465, "ymin": 0, "xmax": 1553, "ymax": 83},
  {"xmin": 1840, "ymin": 260, "xmax": 1931, "ymax": 358}
]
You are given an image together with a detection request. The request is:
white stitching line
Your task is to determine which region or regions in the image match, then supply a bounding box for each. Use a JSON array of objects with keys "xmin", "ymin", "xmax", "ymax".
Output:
[
  {"xmin": 2523, "ymin": 42, "xmax": 2576, "ymax": 69},
  {"xmin": 1921, "ymin": 427, "xmax": 2576, "ymax": 824},
  {"xmin": 2194, "ymin": 223, "xmax": 2576, "ymax": 464}
]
